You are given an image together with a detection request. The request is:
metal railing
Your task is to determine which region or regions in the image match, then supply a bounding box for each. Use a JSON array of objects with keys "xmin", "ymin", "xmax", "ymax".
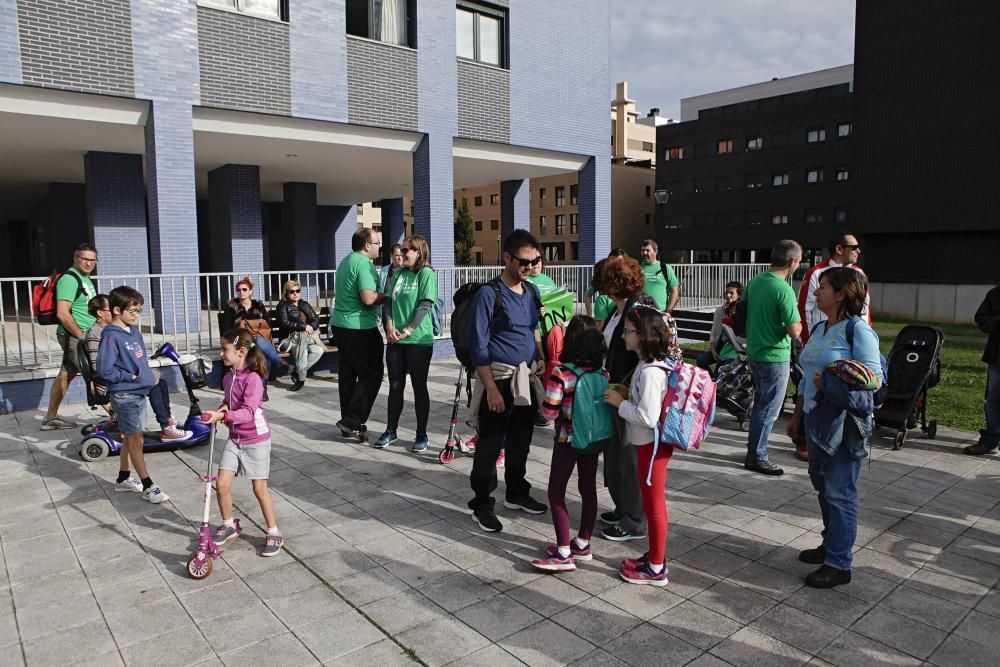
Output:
[{"xmin": 1, "ymin": 263, "xmax": 773, "ymax": 372}]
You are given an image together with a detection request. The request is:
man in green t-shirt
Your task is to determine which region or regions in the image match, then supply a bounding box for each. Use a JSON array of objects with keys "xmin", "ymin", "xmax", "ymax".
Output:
[
  {"xmin": 639, "ymin": 239, "xmax": 680, "ymax": 312},
  {"xmin": 42, "ymin": 243, "xmax": 99, "ymax": 430},
  {"xmin": 331, "ymin": 229, "xmax": 386, "ymax": 440},
  {"xmin": 742, "ymin": 240, "xmax": 803, "ymax": 476}
]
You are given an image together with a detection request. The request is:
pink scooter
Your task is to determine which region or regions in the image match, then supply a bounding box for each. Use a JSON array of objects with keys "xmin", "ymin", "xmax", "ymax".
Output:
[{"xmin": 186, "ymin": 420, "xmax": 240, "ymax": 579}]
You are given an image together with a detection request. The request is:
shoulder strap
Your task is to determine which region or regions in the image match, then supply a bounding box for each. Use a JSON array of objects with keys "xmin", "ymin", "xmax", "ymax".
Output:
[
  {"xmin": 64, "ymin": 268, "xmax": 85, "ymax": 299},
  {"xmin": 660, "ymin": 260, "xmax": 669, "ymax": 278},
  {"xmin": 488, "ymin": 279, "xmax": 505, "ymax": 334}
]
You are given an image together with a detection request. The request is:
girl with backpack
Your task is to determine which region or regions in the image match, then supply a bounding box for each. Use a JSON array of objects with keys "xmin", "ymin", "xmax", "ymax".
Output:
[
  {"xmin": 531, "ymin": 316, "xmax": 611, "ymax": 573},
  {"xmin": 603, "ymin": 304, "xmax": 679, "ymax": 586}
]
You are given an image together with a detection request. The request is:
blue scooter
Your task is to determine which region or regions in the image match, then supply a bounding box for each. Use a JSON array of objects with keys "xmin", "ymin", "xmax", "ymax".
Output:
[{"xmin": 78, "ymin": 342, "xmax": 212, "ymax": 462}]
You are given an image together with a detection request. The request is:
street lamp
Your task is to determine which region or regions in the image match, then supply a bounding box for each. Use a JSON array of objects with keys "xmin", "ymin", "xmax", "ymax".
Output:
[{"xmin": 653, "ymin": 188, "xmax": 671, "ymax": 206}]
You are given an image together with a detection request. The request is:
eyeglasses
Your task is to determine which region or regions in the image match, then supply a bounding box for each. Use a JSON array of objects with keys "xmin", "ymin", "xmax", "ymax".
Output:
[
  {"xmin": 287, "ymin": 289, "xmax": 301, "ymax": 294},
  {"xmin": 77, "ymin": 256, "xmax": 98, "ymax": 263},
  {"xmin": 623, "ymin": 328, "xmax": 640, "ymax": 335},
  {"xmin": 844, "ymin": 244, "xmax": 861, "ymax": 250},
  {"xmin": 125, "ymin": 307, "xmax": 143, "ymax": 316},
  {"xmin": 515, "ymin": 256, "xmax": 543, "ymax": 268},
  {"xmin": 236, "ymin": 287, "xmax": 250, "ymax": 293},
  {"xmin": 402, "ymin": 247, "xmax": 419, "ymax": 255}
]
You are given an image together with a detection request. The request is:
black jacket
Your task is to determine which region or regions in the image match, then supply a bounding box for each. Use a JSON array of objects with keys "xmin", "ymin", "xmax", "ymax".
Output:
[
  {"xmin": 221, "ymin": 299, "xmax": 269, "ymax": 332},
  {"xmin": 603, "ymin": 295, "xmax": 642, "ymax": 383},
  {"xmin": 276, "ymin": 299, "xmax": 319, "ymax": 333},
  {"xmin": 976, "ymin": 285, "xmax": 1000, "ymax": 366}
]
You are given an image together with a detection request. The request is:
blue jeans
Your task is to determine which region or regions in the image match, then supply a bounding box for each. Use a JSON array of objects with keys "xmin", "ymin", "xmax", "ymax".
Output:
[
  {"xmin": 986, "ymin": 365, "xmax": 1000, "ymax": 438},
  {"xmin": 255, "ymin": 336, "xmax": 282, "ymax": 381},
  {"xmin": 747, "ymin": 360, "xmax": 789, "ymax": 462},
  {"xmin": 808, "ymin": 428, "xmax": 862, "ymax": 570},
  {"xmin": 147, "ymin": 379, "xmax": 171, "ymax": 427}
]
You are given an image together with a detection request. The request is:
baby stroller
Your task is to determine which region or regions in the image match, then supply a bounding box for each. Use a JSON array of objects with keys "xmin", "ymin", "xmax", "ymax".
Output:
[{"xmin": 875, "ymin": 325, "xmax": 944, "ymax": 450}]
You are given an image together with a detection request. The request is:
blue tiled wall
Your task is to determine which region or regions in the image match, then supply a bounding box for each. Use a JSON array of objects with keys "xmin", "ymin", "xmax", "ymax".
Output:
[{"xmin": 0, "ymin": 0, "xmax": 21, "ymax": 83}]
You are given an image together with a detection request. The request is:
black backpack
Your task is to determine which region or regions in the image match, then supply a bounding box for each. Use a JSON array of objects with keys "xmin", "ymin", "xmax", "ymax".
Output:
[
  {"xmin": 451, "ymin": 278, "xmax": 540, "ymax": 368},
  {"xmin": 732, "ymin": 297, "xmax": 749, "ymax": 338}
]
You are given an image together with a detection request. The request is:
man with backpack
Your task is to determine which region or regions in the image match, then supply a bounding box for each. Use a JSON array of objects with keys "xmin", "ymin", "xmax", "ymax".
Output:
[
  {"xmin": 466, "ymin": 230, "xmax": 548, "ymax": 532},
  {"xmin": 40, "ymin": 243, "xmax": 98, "ymax": 430},
  {"xmin": 639, "ymin": 240, "xmax": 680, "ymax": 313}
]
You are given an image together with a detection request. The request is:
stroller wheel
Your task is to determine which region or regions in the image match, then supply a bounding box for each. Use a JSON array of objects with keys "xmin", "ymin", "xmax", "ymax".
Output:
[
  {"xmin": 893, "ymin": 431, "xmax": 906, "ymax": 450},
  {"xmin": 737, "ymin": 419, "xmax": 749, "ymax": 432},
  {"xmin": 186, "ymin": 554, "xmax": 212, "ymax": 579},
  {"xmin": 926, "ymin": 421, "xmax": 938, "ymax": 440},
  {"xmin": 439, "ymin": 448, "xmax": 456, "ymax": 465}
]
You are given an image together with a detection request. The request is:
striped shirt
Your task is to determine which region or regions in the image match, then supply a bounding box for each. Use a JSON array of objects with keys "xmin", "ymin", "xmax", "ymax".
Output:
[{"xmin": 541, "ymin": 364, "xmax": 609, "ymax": 444}]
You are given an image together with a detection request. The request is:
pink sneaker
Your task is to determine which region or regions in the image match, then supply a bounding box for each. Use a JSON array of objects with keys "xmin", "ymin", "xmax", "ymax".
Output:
[
  {"xmin": 160, "ymin": 424, "xmax": 192, "ymax": 442},
  {"xmin": 546, "ymin": 542, "xmax": 592, "ymax": 562},
  {"xmin": 620, "ymin": 561, "xmax": 668, "ymax": 586},
  {"xmin": 496, "ymin": 449, "xmax": 505, "ymax": 467},
  {"xmin": 531, "ymin": 553, "xmax": 576, "ymax": 572},
  {"xmin": 622, "ymin": 552, "xmax": 649, "ymax": 572}
]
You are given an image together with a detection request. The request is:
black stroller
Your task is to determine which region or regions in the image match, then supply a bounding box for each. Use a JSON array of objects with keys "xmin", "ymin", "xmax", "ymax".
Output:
[{"xmin": 875, "ymin": 325, "xmax": 944, "ymax": 449}]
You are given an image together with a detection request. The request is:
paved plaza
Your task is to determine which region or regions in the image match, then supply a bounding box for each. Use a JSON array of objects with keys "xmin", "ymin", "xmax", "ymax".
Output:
[{"xmin": 1, "ymin": 357, "xmax": 999, "ymax": 666}]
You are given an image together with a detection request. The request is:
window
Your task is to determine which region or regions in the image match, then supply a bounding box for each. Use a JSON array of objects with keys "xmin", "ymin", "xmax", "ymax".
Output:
[
  {"xmin": 664, "ymin": 146, "xmax": 683, "ymax": 161},
  {"xmin": 745, "ymin": 173, "xmax": 763, "ymax": 189},
  {"xmin": 474, "ymin": 196, "xmax": 482, "ymax": 206},
  {"xmin": 717, "ymin": 139, "xmax": 734, "ymax": 154},
  {"xmin": 806, "ymin": 168, "xmax": 824, "ymax": 184},
  {"xmin": 453, "ymin": 199, "xmax": 457, "ymax": 209},
  {"xmin": 805, "ymin": 208, "xmax": 825, "ymax": 224},
  {"xmin": 538, "ymin": 216, "xmax": 546, "ymax": 235},
  {"xmin": 570, "ymin": 184, "xmax": 578, "ymax": 205},
  {"xmin": 569, "ymin": 214, "xmax": 578, "ymax": 234},
  {"xmin": 746, "ymin": 136, "xmax": 763, "ymax": 151},
  {"xmin": 346, "ymin": 0, "xmax": 413, "ymax": 46},
  {"xmin": 204, "ymin": 0, "xmax": 286, "ymax": 20},
  {"xmin": 555, "ymin": 215, "xmax": 565, "ymax": 235},
  {"xmin": 474, "ymin": 220, "xmax": 482, "ymax": 231},
  {"xmin": 771, "ymin": 212, "xmax": 789, "ymax": 225},
  {"xmin": 457, "ymin": 2, "xmax": 505, "ymax": 67},
  {"xmin": 642, "ymin": 141, "xmax": 654, "ymax": 152},
  {"xmin": 490, "ymin": 219, "xmax": 498, "ymax": 230},
  {"xmin": 371, "ymin": 200, "xmax": 381, "ymax": 208},
  {"xmin": 694, "ymin": 178, "xmax": 712, "ymax": 193},
  {"xmin": 716, "ymin": 175, "xmax": 737, "ymax": 191},
  {"xmin": 744, "ymin": 211, "xmax": 761, "ymax": 227},
  {"xmin": 835, "ymin": 208, "xmax": 848, "ymax": 223},
  {"xmin": 542, "ymin": 243, "xmax": 565, "ymax": 262},
  {"xmin": 837, "ymin": 123, "xmax": 852, "ymax": 138},
  {"xmin": 489, "ymin": 193, "xmax": 499, "ymax": 205},
  {"xmin": 555, "ymin": 186, "xmax": 565, "ymax": 207},
  {"xmin": 836, "ymin": 167, "xmax": 849, "ymax": 182},
  {"xmin": 807, "ymin": 127, "xmax": 826, "ymax": 143},
  {"xmin": 645, "ymin": 185, "xmax": 652, "ymax": 198},
  {"xmin": 475, "ymin": 251, "xmax": 483, "ymax": 264},
  {"xmin": 772, "ymin": 173, "xmax": 789, "ymax": 187},
  {"xmin": 357, "ymin": 204, "xmax": 364, "ymax": 213},
  {"xmin": 538, "ymin": 188, "xmax": 546, "ymax": 207},
  {"xmin": 645, "ymin": 214, "xmax": 651, "ymax": 226},
  {"xmin": 570, "ymin": 242, "xmax": 579, "ymax": 260}
]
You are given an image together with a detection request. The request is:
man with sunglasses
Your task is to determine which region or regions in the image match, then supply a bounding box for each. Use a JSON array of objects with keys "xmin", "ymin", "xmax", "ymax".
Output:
[
  {"xmin": 42, "ymin": 243, "xmax": 99, "ymax": 430},
  {"xmin": 467, "ymin": 229, "xmax": 548, "ymax": 532},
  {"xmin": 331, "ymin": 228, "xmax": 386, "ymax": 440},
  {"xmin": 798, "ymin": 232, "xmax": 870, "ymax": 344}
]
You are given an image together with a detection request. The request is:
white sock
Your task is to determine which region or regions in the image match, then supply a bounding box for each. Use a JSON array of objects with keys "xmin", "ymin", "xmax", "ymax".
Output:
[
  {"xmin": 649, "ymin": 562, "xmax": 664, "ymax": 574},
  {"xmin": 223, "ymin": 518, "xmax": 235, "ymax": 528},
  {"xmin": 267, "ymin": 526, "xmax": 280, "ymax": 536},
  {"xmin": 556, "ymin": 546, "xmax": 571, "ymax": 558},
  {"xmin": 573, "ymin": 537, "xmax": 589, "ymax": 549}
]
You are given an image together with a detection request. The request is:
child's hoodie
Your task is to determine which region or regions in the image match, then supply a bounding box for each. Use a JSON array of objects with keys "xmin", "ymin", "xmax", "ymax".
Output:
[
  {"xmin": 222, "ymin": 367, "xmax": 270, "ymax": 445},
  {"xmin": 96, "ymin": 324, "xmax": 155, "ymax": 394}
]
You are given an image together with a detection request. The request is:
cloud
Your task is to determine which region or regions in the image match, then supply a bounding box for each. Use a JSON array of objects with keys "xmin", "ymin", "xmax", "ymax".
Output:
[{"xmin": 610, "ymin": 1, "xmax": 856, "ymax": 119}]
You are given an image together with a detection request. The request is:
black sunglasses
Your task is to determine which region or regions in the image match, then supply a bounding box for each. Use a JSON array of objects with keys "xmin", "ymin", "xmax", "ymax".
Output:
[
  {"xmin": 844, "ymin": 244, "xmax": 861, "ymax": 250},
  {"xmin": 515, "ymin": 256, "xmax": 543, "ymax": 268},
  {"xmin": 287, "ymin": 288, "xmax": 301, "ymax": 294}
]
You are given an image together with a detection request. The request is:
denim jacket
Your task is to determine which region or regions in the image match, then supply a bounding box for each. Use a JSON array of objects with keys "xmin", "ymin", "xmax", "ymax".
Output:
[{"xmin": 804, "ymin": 371, "xmax": 874, "ymax": 459}]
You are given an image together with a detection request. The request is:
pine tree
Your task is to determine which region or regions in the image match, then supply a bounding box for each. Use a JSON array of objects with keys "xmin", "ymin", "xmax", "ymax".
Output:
[{"xmin": 454, "ymin": 197, "xmax": 476, "ymax": 265}]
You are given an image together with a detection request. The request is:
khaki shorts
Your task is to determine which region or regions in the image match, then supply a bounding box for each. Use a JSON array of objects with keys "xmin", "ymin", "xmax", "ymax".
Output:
[
  {"xmin": 219, "ymin": 439, "xmax": 271, "ymax": 480},
  {"xmin": 57, "ymin": 331, "xmax": 83, "ymax": 374}
]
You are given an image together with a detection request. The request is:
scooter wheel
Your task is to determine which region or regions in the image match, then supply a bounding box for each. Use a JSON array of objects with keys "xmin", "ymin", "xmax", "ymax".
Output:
[
  {"xmin": 186, "ymin": 554, "xmax": 212, "ymax": 579},
  {"xmin": 80, "ymin": 436, "xmax": 110, "ymax": 462},
  {"xmin": 439, "ymin": 448, "xmax": 455, "ymax": 465},
  {"xmin": 738, "ymin": 420, "xmax": 750, "ymax": 432}
]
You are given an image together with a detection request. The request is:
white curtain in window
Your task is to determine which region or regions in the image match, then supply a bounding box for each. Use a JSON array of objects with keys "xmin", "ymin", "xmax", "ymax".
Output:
[
  {"xmin": 374, "ymin": 0, "xmax": 406, "ymax": 46},
  {"xmin": 240, "ymin": 0, "xmax": 280, "ymax": 19}
]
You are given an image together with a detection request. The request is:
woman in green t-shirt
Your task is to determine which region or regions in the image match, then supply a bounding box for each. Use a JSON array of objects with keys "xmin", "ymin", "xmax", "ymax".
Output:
[{"xmin": 374, "ymin": 235, "xmax": 439, "ymax": 453}]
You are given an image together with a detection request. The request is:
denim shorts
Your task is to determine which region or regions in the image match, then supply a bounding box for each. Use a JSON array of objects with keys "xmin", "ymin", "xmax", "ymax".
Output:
[
  {"xmin": 219, "ymin": 439, "xmax": 271, "ymax": 480},
  {"xmin": 110, "ymin": 391, "xmax": 147, "ymax": 435}
]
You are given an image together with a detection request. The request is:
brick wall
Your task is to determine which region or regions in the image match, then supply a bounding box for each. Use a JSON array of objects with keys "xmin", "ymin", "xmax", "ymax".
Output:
[
  {"xmin": 0, "ymin": 0, "xmax": 21, "ymax": 83},
  {"xmin": 197, "ymin": 6, "xmax": 291, "ymax": 115},
  {"xmin": 207, "ymin": 164, "xmax": 264, "ymax": 274},
  {"xmin": 457, "ymin": 60, "xmax": 510, "ymax": 143},
  {"xmin": 15, "ymin": 0, "xmax": 134, "ymax": 95},
  {"xmin": 85, "ymin": 152, "xmax": 150, "ymax": 276},
  {"xmin": 346, "ymin": 36, "xmax": 418, "ymax": 132},
  {"xmin": 290, "ymin": 0, "xmax": 347, "ymax": 122}
]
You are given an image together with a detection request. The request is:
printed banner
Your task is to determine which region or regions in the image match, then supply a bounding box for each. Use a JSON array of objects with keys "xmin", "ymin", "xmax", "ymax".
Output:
[{"xmin": 540, "ymin": 287, "xmax": 575, "ymax": 334}]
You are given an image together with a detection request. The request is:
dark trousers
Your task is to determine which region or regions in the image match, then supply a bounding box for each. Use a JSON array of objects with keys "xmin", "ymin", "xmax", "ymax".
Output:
[
  {"xmin": 333, "ymin": 326, "xmax": 384, "ymax": 430},
  {"xmin": 468, "ymin": 379, "xmax": 535, "ymax": 511},
  {"xmin": 386, "ymin": 343, "xmax": 433, "ymax": 437},
  {"xmin": 603, "ymin": 413, "xmax": 646, "ymax": 533},
  {"xmin": 147, "ymin": 379, "xmax": 171, "ymax": 427}
]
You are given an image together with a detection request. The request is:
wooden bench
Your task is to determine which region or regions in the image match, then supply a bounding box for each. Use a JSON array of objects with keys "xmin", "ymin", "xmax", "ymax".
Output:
[
  {"xmin": 216, "ymin": 305, "xmax": 338, "ymax": 359},
  {"xmin": 673, "ymin": 308, "xmax": 714, "ymax": 361}
]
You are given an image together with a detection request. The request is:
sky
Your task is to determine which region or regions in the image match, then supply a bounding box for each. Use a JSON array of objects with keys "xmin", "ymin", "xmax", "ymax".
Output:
[{"xmin": 610, "ymin": 1, "xmax": 856, "ymax": 120}]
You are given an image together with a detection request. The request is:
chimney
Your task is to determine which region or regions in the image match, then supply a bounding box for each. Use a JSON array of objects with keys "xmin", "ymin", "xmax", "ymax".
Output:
[{"xmin": 648, "ymin": 108, "xmax": 660, "ymax": 117}]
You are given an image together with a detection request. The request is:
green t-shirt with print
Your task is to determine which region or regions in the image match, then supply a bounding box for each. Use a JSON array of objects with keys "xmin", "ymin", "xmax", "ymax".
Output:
[
  {"xmin": 641, "ymin": 260, "xmax": 680, "ymax": 310},
  {"xmin": 527, "ymin": 272, "xmax": 559, "ymax": 298},
  {"xmin": 743, "ymin": 270, "xmax": 800, "ymax": 362},
  {"xmin": 331, "ymin": 251, "xmax": 380, "ymax": 330},
  {"xmin": 55, "ymin": 268, "xmax": 97, "ymax": 336},
  {"xmin": 594, "ymin": 293, "xmax": 615, "ymax": 321},
  {"xmin": 389, "ymin": 267, "xmax": 437, "ymax": 345}
]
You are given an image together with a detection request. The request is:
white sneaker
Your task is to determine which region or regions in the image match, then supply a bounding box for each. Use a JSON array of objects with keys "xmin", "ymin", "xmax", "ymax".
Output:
[
  {"xmin": 115, "ymin": 477, "xmax": 143, "ymax": 493},
  {"xmin": 142, "ymin": 485, "xmax": 169, "ymax": 504}
]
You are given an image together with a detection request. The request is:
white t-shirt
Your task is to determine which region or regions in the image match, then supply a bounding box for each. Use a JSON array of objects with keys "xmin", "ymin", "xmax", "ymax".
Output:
[{"xmin": 603, "ymin": 309, "xmax": 623, "ymax": 352}]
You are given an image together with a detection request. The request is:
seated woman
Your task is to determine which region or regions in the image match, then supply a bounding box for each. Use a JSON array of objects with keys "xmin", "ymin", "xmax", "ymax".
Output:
[
  {"xmin": 276, "ymin": 279, "xmax": 325, "ymax": 392},
  {"xmin": 697, "ymin": 280, "xmax": 743, "ymax": 377},
  {"xmin": 221, "ymin": 277, "xmax": 285, "ymax": 386}
]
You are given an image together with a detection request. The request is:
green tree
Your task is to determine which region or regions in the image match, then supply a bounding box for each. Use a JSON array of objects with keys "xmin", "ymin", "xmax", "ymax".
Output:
[{"xmin": 454, "ymin": 197, "xmax": 476, "ymax": 265}]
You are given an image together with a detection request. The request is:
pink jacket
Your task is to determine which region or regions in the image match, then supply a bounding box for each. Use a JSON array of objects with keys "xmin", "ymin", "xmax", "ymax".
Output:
[{"xmin": 221, "ymin": 367, "xmax": 270, "ymax": 445}]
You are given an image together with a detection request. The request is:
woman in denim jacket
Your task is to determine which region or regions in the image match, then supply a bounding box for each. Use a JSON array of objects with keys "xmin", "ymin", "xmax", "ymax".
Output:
[{"xmin": 786, "ymin": 268, "xmax": 883, "ymax": 589}]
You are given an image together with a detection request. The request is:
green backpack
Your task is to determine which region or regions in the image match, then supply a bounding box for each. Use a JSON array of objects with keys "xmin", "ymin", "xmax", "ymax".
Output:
[{"xmin": 563, "ymin": 363, "xmax": 614, "ymax": 454}]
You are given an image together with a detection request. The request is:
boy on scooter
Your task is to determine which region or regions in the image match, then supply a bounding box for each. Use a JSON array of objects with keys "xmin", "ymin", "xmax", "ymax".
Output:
[{"xmin": 96, "ymin": 286, "xmax": 168, "ymax": 503}]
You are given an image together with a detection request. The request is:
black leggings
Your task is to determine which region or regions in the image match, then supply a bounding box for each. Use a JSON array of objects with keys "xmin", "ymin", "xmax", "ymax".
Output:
[{"xmin": 386, "ymin": 343, "xmax": 433, "ymax": 437}]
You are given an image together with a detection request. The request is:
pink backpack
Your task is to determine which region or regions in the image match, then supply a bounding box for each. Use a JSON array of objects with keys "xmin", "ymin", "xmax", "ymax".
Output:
[{"xmin": 652, "ymin": 361, "xmax": 717, "ymax": 453}]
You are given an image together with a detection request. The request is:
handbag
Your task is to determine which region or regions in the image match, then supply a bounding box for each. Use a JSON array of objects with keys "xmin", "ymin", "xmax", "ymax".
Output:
[{"xmin": 240, "ymin": 317, "xmax": 272, "ymax": 341}]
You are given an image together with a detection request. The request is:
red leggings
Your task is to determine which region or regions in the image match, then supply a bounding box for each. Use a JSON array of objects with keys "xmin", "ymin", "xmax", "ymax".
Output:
[{"xmin": 635, "ymin": 443, "xmax": 673, "ymax": 565}]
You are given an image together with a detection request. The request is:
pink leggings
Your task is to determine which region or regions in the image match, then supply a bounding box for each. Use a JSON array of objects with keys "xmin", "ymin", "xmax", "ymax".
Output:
[{"xmin": 635, "ymin": 443, "xmax": 673, "ymax": 565}]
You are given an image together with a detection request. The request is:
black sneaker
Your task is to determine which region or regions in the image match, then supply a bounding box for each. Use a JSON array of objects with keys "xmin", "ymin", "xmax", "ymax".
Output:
[
  {"xmin": 798, "ymin": 545, "xmax": 826, "ymax": 565},
  {"xmin": 964, "ymin": 435, "xmax": 999, "ymax": 456},
  {"xmin": 599, "ymin": 511, "xmax": 622, "ymax": 526},
  {"xmin": 602, "ymin": 524, "xmax": 647, "ymax": 542},
  {"xmin": 747, "ymin": 459, "xmax": 784, "ymax": 476},
  {"xmin": 533, "ymin": 414, "xmax": 551, "ymax": 427},
  {"xmin": 336, "ymin": 420, "xmax": 365, "ymax": 441},
  {"xmin": 472, "ymin": 507, "xmax": 503, "ymax": 532},
  {"xmin": 503, "ymin": 497, "xmax": 548, "ymax": 515},
  {"xmin": 805, "ymin": 564, "xmax": 851, "ymax": 589}
]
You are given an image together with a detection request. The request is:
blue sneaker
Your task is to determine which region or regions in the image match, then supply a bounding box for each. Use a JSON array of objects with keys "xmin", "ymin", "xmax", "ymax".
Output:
[
  {"xmin": 373, "ymin": 431, "xmax": 398, "ymax": 449},
  {"xmin": 410, "ymin": 435, "xmax": 429, "ymax": 453}
]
